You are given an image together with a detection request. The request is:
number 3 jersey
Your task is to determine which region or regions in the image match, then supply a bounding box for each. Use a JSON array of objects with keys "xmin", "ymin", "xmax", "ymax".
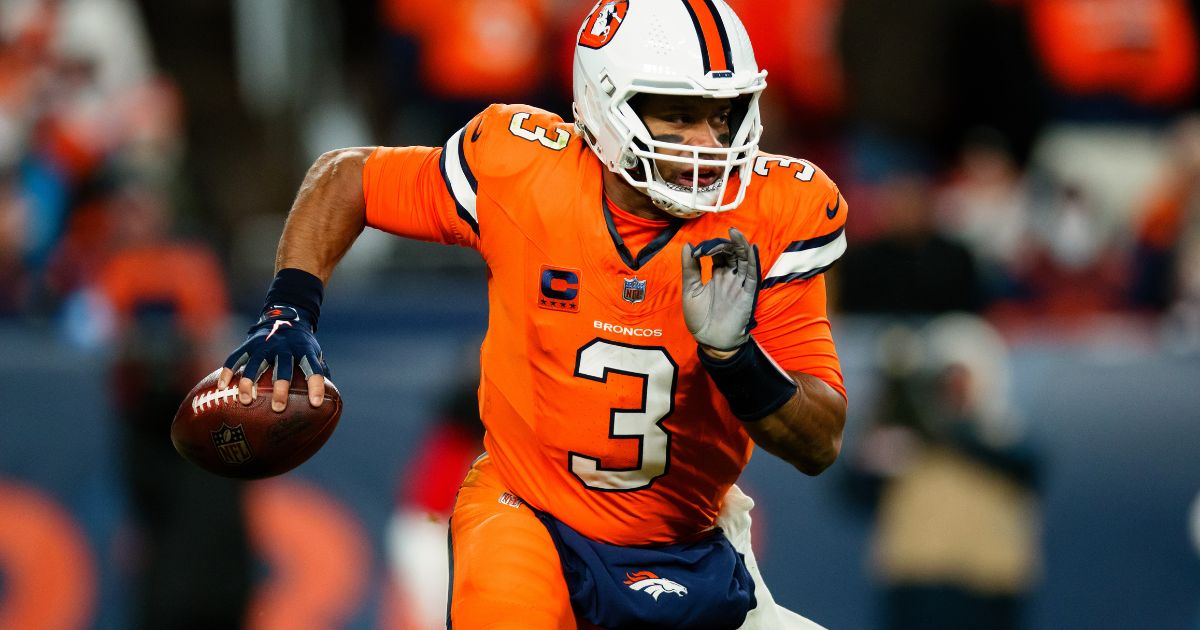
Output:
[{"xmin": 363, "ymin": 104, "xmax": 847, "ymax": 546}]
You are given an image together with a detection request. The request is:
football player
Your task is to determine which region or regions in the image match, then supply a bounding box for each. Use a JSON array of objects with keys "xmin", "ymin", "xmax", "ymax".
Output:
[{"xmin": 218, "ymin": 1, "xmax": 847, "ymax": 627}]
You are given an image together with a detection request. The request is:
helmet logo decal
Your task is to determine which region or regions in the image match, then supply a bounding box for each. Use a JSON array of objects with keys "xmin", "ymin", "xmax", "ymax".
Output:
[
  {"xmin": 579, "ymin": 1, "xmax": 629, "ymax": 49},
  {"xmin": 682, "ymin": 0, "xmax": 734, "ymax": 76}
]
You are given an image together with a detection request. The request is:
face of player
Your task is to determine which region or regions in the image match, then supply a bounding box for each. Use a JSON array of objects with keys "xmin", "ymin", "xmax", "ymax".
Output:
[{"xmin": 635, "ymin": 94, "xmax": 733, "ymax": 192}]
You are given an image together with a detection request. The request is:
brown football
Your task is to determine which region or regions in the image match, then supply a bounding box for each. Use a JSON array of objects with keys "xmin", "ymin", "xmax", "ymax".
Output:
[{"xmin": 170, "ymin": 367, "xmax": 342, "ymax": 479}]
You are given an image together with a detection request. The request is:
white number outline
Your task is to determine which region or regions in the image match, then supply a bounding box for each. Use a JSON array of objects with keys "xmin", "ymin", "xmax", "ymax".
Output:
[
  {"xmin": 569, "ymin": 339, "xmax": 678, "ymax": 492},
  {"xmin": 753, "ymin": 156, "xmax": 815, "ymax": 182},
  {"xmin": 509, "ymin": 112, "xmax": 571, "ymax": 151}
]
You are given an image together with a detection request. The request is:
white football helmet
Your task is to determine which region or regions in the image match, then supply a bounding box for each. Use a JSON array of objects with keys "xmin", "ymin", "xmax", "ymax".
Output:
[{"xmin": 572, "ymin": 0, "xmax": 767, "ymax": 218}]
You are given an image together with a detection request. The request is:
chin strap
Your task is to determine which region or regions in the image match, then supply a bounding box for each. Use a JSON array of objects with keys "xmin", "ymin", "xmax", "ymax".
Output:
[{"xmin": 650, "ymin": 190, "xmax": 705, "ymax": 219}]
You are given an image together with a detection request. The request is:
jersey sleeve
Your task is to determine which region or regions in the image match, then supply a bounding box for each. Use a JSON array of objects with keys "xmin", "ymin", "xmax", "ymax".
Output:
[
  {"xmin": 363, "ymin": 144, "xmax": 480, "ymax": 249},
  {"xmin": 754, "ymin": 273, "xmax": 845, "ymax": 399},
  {"xmin": 753, "ymin": 160, "xmax": 848, "ymax": 399},
  {"xmin": 363, "ymin": 103, "xmax": 565, "ymax": 250}
]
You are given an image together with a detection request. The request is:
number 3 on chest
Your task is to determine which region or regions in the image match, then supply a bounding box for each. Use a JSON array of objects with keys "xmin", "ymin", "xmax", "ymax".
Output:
[{"xmin": 569, "ymin": 339, "xmax": 678, "ymax": 491}]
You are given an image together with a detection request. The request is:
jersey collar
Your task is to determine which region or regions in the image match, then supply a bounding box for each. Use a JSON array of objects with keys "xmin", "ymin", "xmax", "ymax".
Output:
[{"xmin": 601, "ymin": 196, "xmax": 684, "ymax": 271}]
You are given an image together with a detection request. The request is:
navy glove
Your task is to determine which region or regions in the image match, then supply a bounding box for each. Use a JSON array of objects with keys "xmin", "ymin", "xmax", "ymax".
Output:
[
  {"xmin": 223, "ymin": 303, "xmax": 329, "ymax": 387},
  {"xmin": 219, "ymin": 268, "xmax": 328, "ymax": 409}
]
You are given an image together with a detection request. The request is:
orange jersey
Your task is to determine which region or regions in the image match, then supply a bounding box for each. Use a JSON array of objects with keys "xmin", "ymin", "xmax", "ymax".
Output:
[{"xmin": 363, "ymin": 104, "xmax": 846, "ymax": 545}]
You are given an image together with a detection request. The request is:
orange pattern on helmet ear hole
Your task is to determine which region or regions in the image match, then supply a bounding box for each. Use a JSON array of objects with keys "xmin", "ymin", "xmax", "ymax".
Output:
[{"xmin": 578, "ymin": 1, "xmax": 629, "ymax": 49}]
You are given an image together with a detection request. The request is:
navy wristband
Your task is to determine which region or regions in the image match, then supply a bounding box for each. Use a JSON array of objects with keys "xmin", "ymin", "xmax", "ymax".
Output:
[
  {"xmin": 262, "ymin": 268, "xmax": 324, "ymax": 327},
  {"xmin": 697, "ymin": 339, "xmax": 798, "ymax": 422}
]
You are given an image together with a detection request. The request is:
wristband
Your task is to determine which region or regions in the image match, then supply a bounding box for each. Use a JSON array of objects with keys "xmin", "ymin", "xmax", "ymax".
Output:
[
  {"xmin": 262, "ymin": 268, "xmax": 324, "ymax": 328},
  {"xmin": 697, "ymin": 339, "xmax": 798, "ymax": 422}
]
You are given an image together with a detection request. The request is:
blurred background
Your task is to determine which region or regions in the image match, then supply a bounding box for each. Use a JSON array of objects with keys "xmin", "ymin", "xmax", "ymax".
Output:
[{"xmin": 1, "ymin": 0, "xmax": 1200, "ymax": 628}]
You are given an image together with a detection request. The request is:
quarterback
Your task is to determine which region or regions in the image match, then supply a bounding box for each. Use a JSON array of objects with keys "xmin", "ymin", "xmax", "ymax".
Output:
[{"xmin": 219, "ymin": 0, "xmax": 847, "ymax": 628}]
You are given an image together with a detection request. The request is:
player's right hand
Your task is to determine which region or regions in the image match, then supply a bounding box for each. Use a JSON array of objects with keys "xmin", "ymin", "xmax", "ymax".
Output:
[{"xmin": 217, "ymin": 304, "xmax": 329, "ymax": 412}]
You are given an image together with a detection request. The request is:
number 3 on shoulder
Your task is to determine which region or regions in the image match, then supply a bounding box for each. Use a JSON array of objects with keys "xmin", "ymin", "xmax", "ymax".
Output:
[
  {"xmin": 510, "ymin": 112, "xmax": 571, "ymax": 151},
  {"xmin": 754, "ymin": 156, "xmax": 815, "ymax": 182}
]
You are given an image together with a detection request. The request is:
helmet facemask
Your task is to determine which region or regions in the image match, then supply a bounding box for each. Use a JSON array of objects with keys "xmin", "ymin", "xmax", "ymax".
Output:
[{"xmin": 616, "ymin": 91, "xmax": 762, "ymax": 218}]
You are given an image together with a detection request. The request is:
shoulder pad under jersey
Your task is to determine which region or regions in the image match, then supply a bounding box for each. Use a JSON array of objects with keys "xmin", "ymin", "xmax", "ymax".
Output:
[
  {"xmin": 445, "ymin": 104, "xmax": 579, "ymax": 180},
  {"xmin": 439, "ymin": 104, "xmax": 582, "ymax": 232}
]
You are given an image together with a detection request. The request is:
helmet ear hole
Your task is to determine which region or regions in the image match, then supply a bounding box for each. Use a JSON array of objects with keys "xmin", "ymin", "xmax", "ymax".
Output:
[{"xmin": 576, "ymin": 120, "xmax": 598, "ymax": 148}]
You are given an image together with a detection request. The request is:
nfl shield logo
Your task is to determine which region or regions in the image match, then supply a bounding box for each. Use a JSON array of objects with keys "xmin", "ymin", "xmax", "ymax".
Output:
[
  {"xmin": 622, "ymin": 277, "xmax": 646, "ymax": 304},
  {"xmin": 211, "ymin": 423, "xmax": 253, "ymax": 465}
]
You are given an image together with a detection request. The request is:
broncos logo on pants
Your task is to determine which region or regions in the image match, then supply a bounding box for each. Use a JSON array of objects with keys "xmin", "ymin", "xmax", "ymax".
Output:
[{"xmin": 624, "ymin": 571, "xmax": 689, "ymax": 601}]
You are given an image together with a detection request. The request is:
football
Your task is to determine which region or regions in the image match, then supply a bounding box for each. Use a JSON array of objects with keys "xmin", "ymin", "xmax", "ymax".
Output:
[{"xmin": 170, "ymin": 367, "xmax": 342, "ymax": 479}]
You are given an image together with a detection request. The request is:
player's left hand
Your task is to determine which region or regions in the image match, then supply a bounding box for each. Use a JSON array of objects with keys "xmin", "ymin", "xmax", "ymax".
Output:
[{"xmin": 681, "ymin": 227, "xmax": 760, "ymax": 352}]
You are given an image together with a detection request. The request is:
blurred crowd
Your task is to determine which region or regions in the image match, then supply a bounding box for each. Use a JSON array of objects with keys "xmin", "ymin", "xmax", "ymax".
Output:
[
  {"xmin": 0, "ymin": 0, "xmax": 177, "ymax": 317},
  {"xmin": 3, "ymin": 0, "xmax": 1200, "ymax": 342}
]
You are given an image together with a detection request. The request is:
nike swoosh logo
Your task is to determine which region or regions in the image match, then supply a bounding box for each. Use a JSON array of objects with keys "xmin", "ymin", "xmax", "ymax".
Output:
[
  {"xmin": 470, "ymin": 120, "xmax": 483, "ymax": 142},
  {"xmin": 266, "ymin": 319, "xmax": 292, "ymax": 341},
  {"xmin": 825, "ymin": 193, "xmax": 841, "ymax": 220}
]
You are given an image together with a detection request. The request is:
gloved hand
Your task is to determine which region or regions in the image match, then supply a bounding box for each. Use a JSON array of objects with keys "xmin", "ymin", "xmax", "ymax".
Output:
[
  {"xmin": 681, "ymin": 227, "xmax": 761, "ymax": 352},
  {"xmin": 219, "ymin": 304, "xmax": 329, "ymax": 410}
]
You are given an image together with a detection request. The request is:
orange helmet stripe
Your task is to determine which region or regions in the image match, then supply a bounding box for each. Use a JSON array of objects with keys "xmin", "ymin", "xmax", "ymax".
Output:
[{"xmin": 682, "ymin": 0, "xmax": 733, "ymax": 74}]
